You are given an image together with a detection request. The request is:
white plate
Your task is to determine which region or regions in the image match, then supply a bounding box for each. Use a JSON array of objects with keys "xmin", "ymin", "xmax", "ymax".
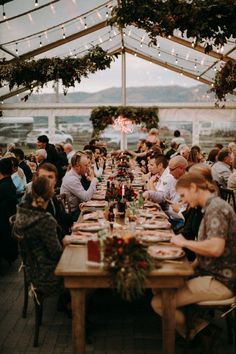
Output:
[
  {"xmin": 148, "ymin": 245, "xmax": 185, "ymax": 260},
  {"xmin": 69, "ymin": 236, "xmax": 97, "ymax": 244},
  {"xmin": 139, "ymin": 211, "xmax": 153, "ymax": 218},
  {"xmin": 142, "ymin": 234, "xmax": 171, "ymax": 242},
  {"xmin": 143, "ymin": 222, "xmax": 171, "ymax": 230}
]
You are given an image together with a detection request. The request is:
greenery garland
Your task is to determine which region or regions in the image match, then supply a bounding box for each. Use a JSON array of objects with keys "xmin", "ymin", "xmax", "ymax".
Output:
[
  {"xmin": 0, "ymin": 46, "xmax": 115, "ymax": 101},
  {"xmin": 211, "ymin": 60, "xmax": 236, "ymax": 103},
  {"xmin": 90, "ymin": 106, "xmax": 159, "ymax": 136},
  {"xmin": 109, "ymin": 0, "xmax": 236, "ymax": 53}
]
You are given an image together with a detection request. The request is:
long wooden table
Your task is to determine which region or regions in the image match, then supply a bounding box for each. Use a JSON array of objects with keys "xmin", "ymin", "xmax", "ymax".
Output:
[{"xmin": 55, "ymin": 244, "xmax": 193, "ymax": 354}]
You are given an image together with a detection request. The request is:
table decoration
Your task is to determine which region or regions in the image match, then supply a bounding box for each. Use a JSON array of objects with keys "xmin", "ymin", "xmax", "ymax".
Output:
[{"xmin": 103, "ymin": 235, "xmax": 154, "ymax": 301}]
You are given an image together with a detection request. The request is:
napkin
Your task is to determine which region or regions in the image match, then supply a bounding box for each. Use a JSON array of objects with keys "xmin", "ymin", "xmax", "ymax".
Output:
[{"xmin": 87, "ymin": 240, "xmax": 101, "ymax": 262}]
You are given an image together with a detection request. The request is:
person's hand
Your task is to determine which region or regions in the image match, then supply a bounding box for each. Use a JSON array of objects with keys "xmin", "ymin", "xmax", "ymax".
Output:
[
  {"xmin": 143, "ymin": 191, "xmax": 149, "ymax": 200},
  {"xmin": 149, "ymin": 175, "xmax": 159, "ymax": 183},
  {"xmin": 79, "ymin": 202, "xmax": 85, "ymax": 210},
  {"xmin": 170, "ymin": 202, "xmax": 181, "ymax": 213},
  {"xmin": 87, "ymin": 167, "xmax": 95, "ymax": 180},
  {"xmin": 62, "ymin": 235, "xmax": 73, "ymax": 247},
  {"xmin": 171, "ymin": 234, "xmax": 186, "ymax": 248}
]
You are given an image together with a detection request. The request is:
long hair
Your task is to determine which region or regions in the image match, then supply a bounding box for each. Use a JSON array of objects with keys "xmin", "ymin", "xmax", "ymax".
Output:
[
  {"xmin": 32, "ymin": 176, "xmax": 54, "ymax": 208},
  {"xmin": 176, "ymin": 171, "xmax": 216, "ymax": 193}
]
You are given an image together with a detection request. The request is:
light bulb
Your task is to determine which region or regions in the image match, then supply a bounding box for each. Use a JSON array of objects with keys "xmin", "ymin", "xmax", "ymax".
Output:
[{"xmin": 35, "ymin": 0, "xmax": 38, "ymax": 7}]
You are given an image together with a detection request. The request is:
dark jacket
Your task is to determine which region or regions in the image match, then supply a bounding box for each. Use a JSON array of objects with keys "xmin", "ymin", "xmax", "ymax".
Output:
[
  {"xmin": 14, "ymin": 204, "xmax": 63, "ymax": 295},
  {"xmin": 19, "ymin": 160, "xmax": 33, "ymax": 183},
  {"xmin": 45, "ymin": 143, "xmax": 59, "ymax": 167},
  {"xmin": 0, "ymin": 176, "xmax": 18, "ymax": 262}
]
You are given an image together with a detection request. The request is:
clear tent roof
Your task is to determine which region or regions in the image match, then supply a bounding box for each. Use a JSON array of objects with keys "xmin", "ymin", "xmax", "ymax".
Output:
[{"xmin": 1, "ymin": 0, "xmax": 236, "ymax": 100}]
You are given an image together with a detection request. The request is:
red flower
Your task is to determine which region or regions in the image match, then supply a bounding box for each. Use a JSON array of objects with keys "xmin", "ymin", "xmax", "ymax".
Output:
[
  {"xmin": 138, "ymin": 260, "xmax": 148, "ymax": 269},
  {"xmin": 117, "ymin": 247, "xmax": 123, "ymax": 255}
]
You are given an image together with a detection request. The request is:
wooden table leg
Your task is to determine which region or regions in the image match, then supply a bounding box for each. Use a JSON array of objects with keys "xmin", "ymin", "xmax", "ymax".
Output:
[
  {"xmin": 162, "ymin": 289, "xmax": 176, "ymax": 354},
  {"xmin": 70, "ymin": 288, "xmax": 86, "ymax": 354}
]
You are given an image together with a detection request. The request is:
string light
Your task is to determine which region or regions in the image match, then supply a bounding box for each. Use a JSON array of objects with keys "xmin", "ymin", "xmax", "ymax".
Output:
[
  {"xmin": 2, "ymin": 4, "xmax": 6, "ymax": 19},
  {"xmin": 105, "ymin": 6, "xmax": 108, "ymax": 18},
  {"xmin": 35, "ymin": 0, "xmax": 38, "ymax": 7},
  {"xmin": 84, "ymin": 17, "xmax": 87, "ymax": 29},
  {"xmin": 61, "ymin": 26, "xmax": 65, "ymax": 39},
  {"xmin": 197, "ymin": 76, "xmax": 199, "ymax": 80},
  {"xmin": 214, "ymin": 67, "xmax": 217, "ymax": 72},
  {"xmin": 15, "ymin": 42, "xmax": 18, "ymax": 55},
  {"xmin": 194, "ymin": 59, "xmax": 197, "ymax": 70},
  {"xmin": 175, "ymin": 54, "xmax": 178, "ymax": 64},
  {"xmin": 158, "ymin": 51, "xmax": 161, "ymax": 57},
  {"xmin": 39, "ymin": 35, "xmax": 42, "ymax": 47}
]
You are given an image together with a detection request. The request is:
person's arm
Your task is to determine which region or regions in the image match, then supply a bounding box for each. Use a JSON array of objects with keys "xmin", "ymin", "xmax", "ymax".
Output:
[
  {"xmin": 66, "ymin": 174, "xmax": 97, "ymax": 202},
  {"xmin": 171, "ymin": 234, "xmax": 225, "ymax": 257}
]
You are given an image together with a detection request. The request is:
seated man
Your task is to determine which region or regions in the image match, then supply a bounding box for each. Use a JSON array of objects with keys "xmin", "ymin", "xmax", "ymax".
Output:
[
  {"xmin": 60, "ymin": 153, "xmax": 98, "ymax": 221},
  {"xmin": 143, "ymin": 155, "xmax": 188, "ymax": 231},
  {"xmin": 211, "ymin": 148, "xmax": 232, "ymax": 187}
]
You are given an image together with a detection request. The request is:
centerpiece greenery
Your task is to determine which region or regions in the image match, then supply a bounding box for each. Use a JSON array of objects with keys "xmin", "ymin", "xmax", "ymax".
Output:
[
  {"xmin": 103, "ymin": 235, "xmax": 154, "ymax": 301},
  {"xmin": 0, "ymin": 46, "xmax": 114, "ymax": 101},
  {"xmin": 90, "ymin": 106, "xmax": 159, "ymax": 136}
]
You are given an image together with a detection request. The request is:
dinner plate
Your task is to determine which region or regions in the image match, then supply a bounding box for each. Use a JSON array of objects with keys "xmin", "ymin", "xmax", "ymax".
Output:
[
  {"xmin": 72, "ymin": 222, "xmax": 102, "ymax": 232},
  {"xmin": 69, "ymin": 235, "xmax": 97, "ymax": 244},
  {"xmin": 142, "ymin": 235, "xmax": 170, "ymax": 242},
  {"xmin": 85, "ymin": 201, "xmax": 107, "ymax": 208},
  {"xmin": 143, "ymin": 221, "xmax": 171, "ymax": 230},
  {"xmin": 139, "ymin": 211, "xmax": 153, "ymax": 218},
  {"xmin": 78, "ymin": 225, "xmax": 103, "ymax": 232},
  {"xmin": 148, "ymin": 245, "xmax": 185, "ymax": 260}
]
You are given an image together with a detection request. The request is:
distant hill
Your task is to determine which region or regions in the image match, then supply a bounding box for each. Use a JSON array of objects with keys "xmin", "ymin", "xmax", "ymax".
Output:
[{"xmin": 7, "ymin": 84, "xmax": 221, "ymax": 104}]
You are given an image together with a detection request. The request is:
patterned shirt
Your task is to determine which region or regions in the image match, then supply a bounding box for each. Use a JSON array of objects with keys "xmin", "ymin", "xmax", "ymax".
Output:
[{"xmin": 197, "ymin": 196, "xmax": 236, "ymax": 292}]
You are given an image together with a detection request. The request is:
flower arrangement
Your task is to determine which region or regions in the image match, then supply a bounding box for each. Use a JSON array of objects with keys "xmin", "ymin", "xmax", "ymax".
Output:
[
  {"xmin": 103, "ymin": 235, "xmax": 154, "ymax": 301},
  {"xmin": 90, "ymin": 106, "xmax": 159, "ymax": 136},
  {"xmin": 105, "ymin": 183, "xmax": 136, "ymax": 203}
]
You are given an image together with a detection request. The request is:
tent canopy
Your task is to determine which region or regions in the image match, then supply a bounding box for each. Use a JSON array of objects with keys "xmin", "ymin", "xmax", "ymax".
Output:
[{"xmin": 0, "ymin": 0, "xmax": 235, "ymax": 100}]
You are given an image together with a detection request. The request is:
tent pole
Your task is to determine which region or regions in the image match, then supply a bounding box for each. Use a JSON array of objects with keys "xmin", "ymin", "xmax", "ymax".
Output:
[{"xmin": 121, "ymin": 49, "xmax": 127, "ymax": 150}]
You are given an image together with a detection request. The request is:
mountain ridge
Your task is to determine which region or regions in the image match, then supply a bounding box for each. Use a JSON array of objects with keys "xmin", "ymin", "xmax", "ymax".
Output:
[{"xmin": 7, "ymin": 84, "xmax": 219, "ymax": 104}]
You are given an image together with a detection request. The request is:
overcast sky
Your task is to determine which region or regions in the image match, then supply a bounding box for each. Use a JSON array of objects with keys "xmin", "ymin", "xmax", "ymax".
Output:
[{"xmin": 53, "ymin": 53, "xmax": 199, "ymax": 94}]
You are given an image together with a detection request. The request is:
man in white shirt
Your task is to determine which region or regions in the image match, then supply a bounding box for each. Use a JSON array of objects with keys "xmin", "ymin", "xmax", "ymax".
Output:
[
  {"xmin": 60, "ymin": 153, "xmax": 98, "ymax": 220},
  {"xmin": 143, "ymin": 155, "xmax": 188, "ymax": 231}
]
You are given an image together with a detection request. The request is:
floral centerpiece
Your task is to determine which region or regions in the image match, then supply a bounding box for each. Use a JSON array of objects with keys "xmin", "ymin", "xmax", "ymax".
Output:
[{"xmin": 103, "ymin": 235, "xmax": 154, "ymax": 301}]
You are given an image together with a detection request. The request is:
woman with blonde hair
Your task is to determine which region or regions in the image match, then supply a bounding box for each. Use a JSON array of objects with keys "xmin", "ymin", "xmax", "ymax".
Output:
[{"xmin": 151, "ymin": 171, "xmax": 236, "ymax": 345}]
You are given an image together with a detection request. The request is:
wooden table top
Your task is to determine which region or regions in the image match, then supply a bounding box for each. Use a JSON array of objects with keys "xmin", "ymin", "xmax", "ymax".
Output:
[{"xmin": 55, "ymin": 244, "xmax": 193, "ymax": 279}]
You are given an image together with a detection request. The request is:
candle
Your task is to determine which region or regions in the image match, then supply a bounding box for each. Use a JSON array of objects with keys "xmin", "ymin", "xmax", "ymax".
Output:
[{"xmin": 121, "ymin": 184, "xmax": 125, "ymax": 198}]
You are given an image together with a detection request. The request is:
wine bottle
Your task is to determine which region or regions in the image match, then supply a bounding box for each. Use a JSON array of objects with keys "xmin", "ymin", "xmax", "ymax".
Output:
[{"xmin": 138, "ymin": 190, "xmax": 144, "ymax": 209}]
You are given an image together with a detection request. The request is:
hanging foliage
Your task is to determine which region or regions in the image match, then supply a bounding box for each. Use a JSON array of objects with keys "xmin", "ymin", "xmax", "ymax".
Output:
[
  {"xmin": 211, "ymin": 60, "xmax": 236, "ymax": 103},
  {"xmin": 109, "ymin": 0, "xmax": 236, "ymax": 101},
  {"xmin": 0, "ymin": 46, "xmax": 115, "ymax": 101},
  {"xmin": 109, "ymin": 0, "xmax": 236, "ymax": 53},
  {"xmin": 90, "ymin": 106, "xmax": 159, "ymax": 136}
]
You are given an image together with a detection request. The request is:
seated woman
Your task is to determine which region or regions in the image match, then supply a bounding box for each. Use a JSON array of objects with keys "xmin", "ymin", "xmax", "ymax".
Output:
[
  {"xmin": 151, "ymin": 171, "xmax": 236, "ymax": 343},
  {"xmin": 14, "ymin": 175, "xmax": 63, "ymax": 295}
]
